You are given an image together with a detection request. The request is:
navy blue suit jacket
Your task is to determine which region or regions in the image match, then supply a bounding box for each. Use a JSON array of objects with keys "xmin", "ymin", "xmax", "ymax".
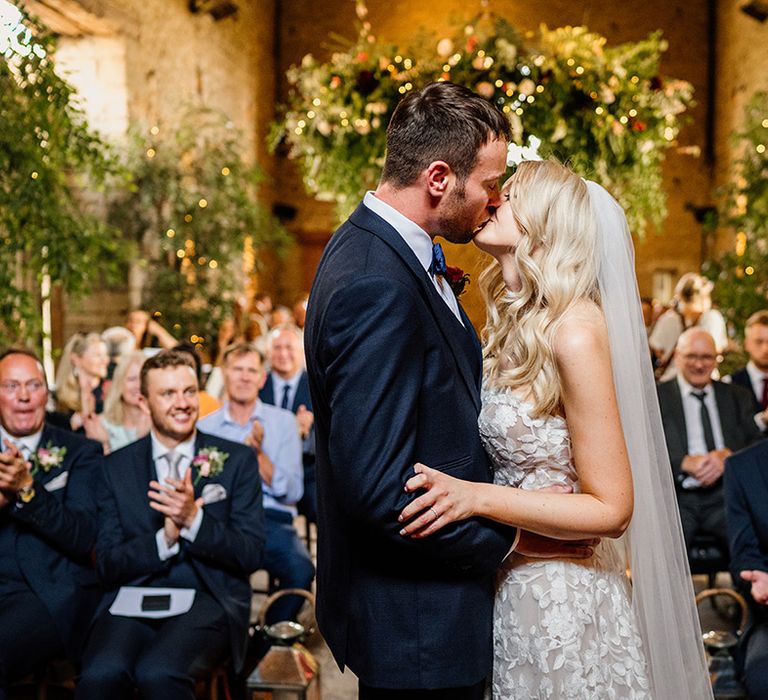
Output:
[
  {"xmin": 4, "ymin": 424, "xmax": 102, "ymax": 654},
  {"xmin": 304, "ymin": 202, "xmax": 516, "ymax": 688},
  {"xmin": 724, "ymin": 439, "xmax": 768, "ymax": 654},
  {"xmin": 728, "ymin": 367, "xmax": 761, "ymax": 410},
  {"xmin": 260, "ymin": 371, "xmax": 313, "ymax": 413},
  {"xmin": 95, "ymin": 432, "xmax": 265, "ymax": 672}
]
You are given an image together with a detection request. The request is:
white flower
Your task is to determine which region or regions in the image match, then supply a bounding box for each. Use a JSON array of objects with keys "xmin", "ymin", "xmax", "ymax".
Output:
[{"xmin": 436, "ymin": 38, "xmax": 454, "ymax": 58}]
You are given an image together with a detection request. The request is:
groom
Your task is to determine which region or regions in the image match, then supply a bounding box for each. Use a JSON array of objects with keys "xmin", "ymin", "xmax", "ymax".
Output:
[{"xmin": 305, "ymin": 82, "xmax": 590, "ymax": 698}]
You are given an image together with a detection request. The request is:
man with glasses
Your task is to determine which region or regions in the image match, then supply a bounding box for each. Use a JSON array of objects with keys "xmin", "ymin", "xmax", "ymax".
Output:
[
  {"xmin": 0, "ymin": 348, "xmax": 103, "ymax": 698},
  {"xmin": 657, "ymin": 328, "xmax": 761, "ymax": 551}
]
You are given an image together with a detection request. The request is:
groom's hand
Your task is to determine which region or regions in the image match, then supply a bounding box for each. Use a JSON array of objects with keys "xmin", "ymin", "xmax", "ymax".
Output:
[
  {"xmin": 513, "ymin": 483, "xmax": 598, "ymax": 559},
  {"xmin": 515, "ymin": 530, "xmax": 599, "ymax": 559}
]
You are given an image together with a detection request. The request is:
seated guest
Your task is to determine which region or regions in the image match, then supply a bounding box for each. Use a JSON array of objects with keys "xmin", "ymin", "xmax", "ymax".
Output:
[
  {"xmin": 199, "ymin": 343, "xmax": 314, "ymax": 624},
  {"xmin": 53, "ymin": 333, "xmax": 110, "ymax": 431},
  {"xmin": 724, "ymin": 439, "xmax": 768, "ymax": 698},
  {"xmin": 0, "ymin": 348, "xmax": 102, "ymax": 697},
  {"xmin": 261, "ymin": 324, "xmax": 316, "ymax": 522},
  {"xmin": 84, "ymin": 351, "xmax": 150, "ymax": 454},
  {"xmin": 125, "ymin": 309, "xmax": 177, "ymax": 351},
  {"xmin": 173, "ymin": 341, "xmax": 221, "ymax": 418},
  {"xmin": 657, "ymin": 328, "xmax": 761, "ymax": 552},
  {"xmin": 76, "ymin": 351, "xmax": 264, "ymax": 700},
  {"xmin": 726, "ymin": 310, "xmax": 768, "ymax": 435}
]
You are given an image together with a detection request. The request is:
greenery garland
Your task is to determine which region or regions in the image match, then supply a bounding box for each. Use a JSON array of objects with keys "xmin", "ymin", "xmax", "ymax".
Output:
[
  {"xmin": 0, "ymin": 3, "xmax": 123, "ymax": 345},
  {"xmin": 704, "ymin": 91, "xmax": 768, "ymax": 339},
  {"xmin": 273, "ymin": 1, "xmax": 695, "ymax": 235}
]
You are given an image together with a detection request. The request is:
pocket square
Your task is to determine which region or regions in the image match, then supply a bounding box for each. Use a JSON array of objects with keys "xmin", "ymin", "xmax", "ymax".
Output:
[
  {"xmin": 44, "ymin": 471, "xmax": 69, "ymax": 492},
  {"xmin": 201, "ymin": 483, "xmax": 227, "ymax": 505}
]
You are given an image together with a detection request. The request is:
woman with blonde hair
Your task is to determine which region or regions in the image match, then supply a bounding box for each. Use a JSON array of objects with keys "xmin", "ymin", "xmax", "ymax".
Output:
[
  {"xmin": 83, "ymin": 351, "xmax": 150, "ymax": 453},
  {"xmin": 54, "ymin": 332, "xmax": 110, "ymax": 431},
  {"xmin": 398, "ymin": 160, "xmax": 711, "ymax": 698},
  {"xmin": 650, "ymin": 272, "xmax": 728, "ymax": 380}
]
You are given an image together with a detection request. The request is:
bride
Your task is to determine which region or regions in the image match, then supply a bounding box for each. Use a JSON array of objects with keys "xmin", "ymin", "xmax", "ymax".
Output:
[{"xmin": 399, "ymin": 160, "xmax": 712, "ymax": 698}]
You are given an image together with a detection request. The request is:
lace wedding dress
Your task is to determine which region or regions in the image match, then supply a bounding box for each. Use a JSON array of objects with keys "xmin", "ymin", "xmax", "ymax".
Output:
[{"xmin": 480, "ymin": 384, "xmax": 652, "ymax": 699}]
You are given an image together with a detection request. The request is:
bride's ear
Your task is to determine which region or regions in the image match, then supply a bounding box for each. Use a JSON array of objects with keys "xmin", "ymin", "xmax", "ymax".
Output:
[{"xmin": 426, "ymin": 161, "xmax": 452, "ymax": 197}]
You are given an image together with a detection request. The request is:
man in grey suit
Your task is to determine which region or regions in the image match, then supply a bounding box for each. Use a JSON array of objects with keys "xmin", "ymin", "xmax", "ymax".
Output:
[{"xmin": 657, "ymin": 328, "xmax": 761, "ymax": 551}]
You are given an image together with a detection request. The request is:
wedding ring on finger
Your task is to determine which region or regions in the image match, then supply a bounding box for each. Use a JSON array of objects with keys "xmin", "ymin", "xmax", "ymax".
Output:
[{"xmin": 429, "ymin": 507, "xmax": 438, "ymax": 522}]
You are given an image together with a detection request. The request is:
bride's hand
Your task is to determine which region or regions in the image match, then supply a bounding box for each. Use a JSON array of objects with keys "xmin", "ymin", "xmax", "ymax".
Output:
[{"xmin": 398, "ymin": 463, "xmax": 477, "ymax": 538}]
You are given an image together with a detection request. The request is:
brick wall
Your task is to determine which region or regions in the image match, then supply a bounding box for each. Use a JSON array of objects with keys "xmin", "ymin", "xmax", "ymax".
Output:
[{"xmin": 275, "ymin": 0, "xmax": 714, "ymax": 327}]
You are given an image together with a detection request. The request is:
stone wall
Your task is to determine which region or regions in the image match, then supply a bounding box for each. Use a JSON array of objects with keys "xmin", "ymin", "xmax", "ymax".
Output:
[
  {"xmin": 50, "ymin": 0, "xmax": 277, "ymax": 340},
  {"xmin": 275, "ymin": 0, "xmax": 714, "ymax": 327}
]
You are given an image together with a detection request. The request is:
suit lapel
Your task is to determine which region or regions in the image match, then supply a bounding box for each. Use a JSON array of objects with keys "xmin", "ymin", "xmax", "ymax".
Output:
[
  {"xmin": 260, "ymin": 375, "xmax": 275, "ymax": 405},
  {"xmin": 668, "ymin": 382, "xmax": 689, "ymax": 455},
  {"xmin": 34, "ymin": 424, "xmax": 66, "ymax": 489},
  {"xmin": 132, "ymin": 436, "xmax": 161, "ymax": 530},
  {"xmin": 350, "ymin": 205, "xmax": 481, "ymax": 412},
  {"xmin": 713, "ymin": 382, "xmax": 739, "ymax": 445},
  {"xmin": 292, "ymin": 372, "xmax": 312, "ymax": 412}
]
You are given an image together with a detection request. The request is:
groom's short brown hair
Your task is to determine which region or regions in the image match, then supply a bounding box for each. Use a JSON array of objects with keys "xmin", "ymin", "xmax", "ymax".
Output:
[{"xmin": 380, "ymin": 81, "xmax": 510, "ymax": 189}]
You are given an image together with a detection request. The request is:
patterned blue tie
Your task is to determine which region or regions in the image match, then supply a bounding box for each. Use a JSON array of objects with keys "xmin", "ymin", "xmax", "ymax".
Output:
[
  {"xmin": 428, "ymin": 243, "xmax": 447, "ymax": 277},
  {"xmin": 281, "ymin": 384, "xmax": 291, "ymax": 410}
]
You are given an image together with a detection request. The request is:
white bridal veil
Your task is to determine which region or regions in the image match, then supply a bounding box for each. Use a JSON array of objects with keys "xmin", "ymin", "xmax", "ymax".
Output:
[{"xmin": 586, "ymin": 180, "xmax": 713, "ymax": 699}]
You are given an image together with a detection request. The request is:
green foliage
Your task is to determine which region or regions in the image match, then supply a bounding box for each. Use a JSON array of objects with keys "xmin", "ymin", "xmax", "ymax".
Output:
[
  {"xmin": 273, "ymin": 2, "xmax": 695, "ymax": 234},
  {"xmin": 109, "ymin": 108, "xmax": 291, "ymax": 346},
  {"xmin": 0, "ymin": 3, "xmax": 125, "ymax": 345},
  {"xmin": 704, "ymin": 91, "xmax": 768, "ymax": 340}
]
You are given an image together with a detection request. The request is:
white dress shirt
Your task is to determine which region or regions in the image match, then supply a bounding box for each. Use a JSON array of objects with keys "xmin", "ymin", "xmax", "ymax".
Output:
[
  {"xmin": 363, "ymin": 191, "xmax": 464, "ymax": 326},
  {"xmin": 0, "ymin": 427, "xmax": 42, "ymax": 460},
  {"xmin": 676, "ymin": 376, "xmax": 726, "ymax": 490},
  {"xmin": 745, "ymin": 361, "xmax": 768, "ymax": 431},
  {"xmin": 150, "ymin": 431, "xmax": 204, "ymax": 560}
]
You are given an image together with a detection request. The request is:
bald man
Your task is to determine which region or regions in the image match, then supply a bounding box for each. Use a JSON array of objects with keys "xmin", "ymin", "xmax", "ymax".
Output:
[{"xmin": 657, "ymin": 328, "xmax": 761, "ymax": 551}]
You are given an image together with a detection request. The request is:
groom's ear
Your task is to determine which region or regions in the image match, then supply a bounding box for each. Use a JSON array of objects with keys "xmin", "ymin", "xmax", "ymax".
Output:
[{"xmin": 425, "ymin": 161, "xmax": 452, "ymax": 197}]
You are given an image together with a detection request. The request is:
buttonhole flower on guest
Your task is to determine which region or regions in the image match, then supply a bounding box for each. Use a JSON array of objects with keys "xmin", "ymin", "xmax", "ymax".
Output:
[
  {"xmin": 445, "ymin": 266, "xmax": 470, "ymax": 297},
  {"xmin": 191, "ymin": 447, "xmax": 228, "ymax": 485},
  {"xmin": 30, "ymin": 442, "xmax": 67, "ymax": 476}
]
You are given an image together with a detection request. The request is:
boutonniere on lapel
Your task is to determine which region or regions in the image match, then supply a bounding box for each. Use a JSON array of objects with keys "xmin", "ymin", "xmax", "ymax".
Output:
[
  {"xmin": 444, "ymin": 266, "xmax": 470, "ymax": 298},
  {"xmin": 191, "ymin": 447, "xmax": 228, "ymax": 486},
  {"xmin": 30, "ymin": 442, "xmax": 67, "ymax": 476}
]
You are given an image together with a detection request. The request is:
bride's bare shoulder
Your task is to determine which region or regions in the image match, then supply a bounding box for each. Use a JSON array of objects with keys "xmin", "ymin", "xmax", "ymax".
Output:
[{"xmin": 552, "ymin": 301, "xmax": 608, "ymax": 363}]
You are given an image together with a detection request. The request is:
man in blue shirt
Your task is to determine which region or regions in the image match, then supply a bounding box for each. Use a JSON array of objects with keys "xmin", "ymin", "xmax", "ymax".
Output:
[{"xmin": 198, "ymin": 343, "xmax": 314, "ymax": 623}]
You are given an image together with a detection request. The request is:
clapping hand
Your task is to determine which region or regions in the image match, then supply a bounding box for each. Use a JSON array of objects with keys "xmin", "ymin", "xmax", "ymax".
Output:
[
  {"xmin": 296, "ymin": 405, "xmax": 314, "ymax": 439},
  {"xmin": 741, "ymin": 570, "xmax": 768, "ymax": 605},
  {"xmin": 245, "ymin": 420, "xmax": 264, "ymax": 452},
  {"xmin": 148, "ymin": 467, "xmax": 203, "ymax": 542},
  {"xmin": 0, "ymin": 439, "xmax": 33, "ymax": 497}
]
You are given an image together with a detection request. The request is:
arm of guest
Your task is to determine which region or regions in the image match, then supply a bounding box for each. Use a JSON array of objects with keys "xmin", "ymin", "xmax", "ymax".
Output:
[
  {"xmin": 186, "ymin": 447, "xmax": 265, "ymax": 575},
  {"xmin": 319, "ymin": 276, "xmax": 514, "ymax": 575},
  {"xmin": 724, "ymin": 453, "xmax": 768, "ymax": 598},
  {"xmin": 95, "ymin": 462, "xmax": 172, "ymax": 588},
  {"xmin": 263, "ymin": 412, "xmax": 303, "ymax": 504},
  {"xmin": 11, "ymin": 439, "xmax": 101, "ymax": 559}
]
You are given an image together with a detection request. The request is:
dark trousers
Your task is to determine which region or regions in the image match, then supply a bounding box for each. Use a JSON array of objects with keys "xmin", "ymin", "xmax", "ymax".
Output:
[
  {"xmin": 743, "ymin": 622, "xmax": 768, "ymax": 698},
  {"xmin": 0, "ymin": 587, "xmax": 65, "ymax": 699},
  {"xmin": 677, "ymin": 485, "xmax": 729, "ymax": 552},
  {"xmin": 263, "ymin": 509, "xmax": 315, "ymax": 624},
  {"xmin": 358, "ymin": 679, "xmax": 486, "ymax": 699},
  {"xmin": 75, "ymin": 591, "xmax": 228, "ymax": 700}
]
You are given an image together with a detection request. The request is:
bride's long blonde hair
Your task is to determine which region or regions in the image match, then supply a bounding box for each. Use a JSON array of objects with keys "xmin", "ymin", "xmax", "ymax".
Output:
[{"xmin": 480, "ymin": 160, "xmax": 599, "ymax": 417}]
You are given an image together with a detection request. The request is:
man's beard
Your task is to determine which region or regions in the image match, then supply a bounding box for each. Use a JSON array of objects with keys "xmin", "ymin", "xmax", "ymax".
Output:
[{"xmin": 437, "ymin": 182, "xmax": 478, "ymax": 244}]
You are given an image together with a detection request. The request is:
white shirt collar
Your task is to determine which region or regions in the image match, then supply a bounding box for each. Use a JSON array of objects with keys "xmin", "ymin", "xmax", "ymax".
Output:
[
  {"xmin": 676, "ymin": 373, "xmax": 711, "ymax": 398},
  {"xmin": 746, "ymin": 360, "xmax": 768, "ymax": 382},
  {"xmin": 363, "ymin": 191, "xmax": 434, "ymax": 273},
  {"xmin": 0, "ymin": 425, "xmax": 43, "ymax": 457},
  {"xmin": 150, "ymin": 430, "xmax": 196, "ymax": 463}
]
